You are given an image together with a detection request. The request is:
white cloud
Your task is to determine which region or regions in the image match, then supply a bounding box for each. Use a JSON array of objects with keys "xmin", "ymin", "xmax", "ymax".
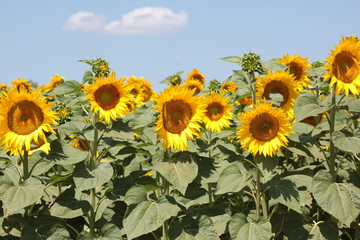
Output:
[
  {"xmin": 104, "ymin": 7, "xmax": 188, "ymax": 35},
  {"xmin": 63, "ymin": 7, "xmax": 188, "ymax": 35},
  {"xmin": 63, "ymin": 11, "xmax": 105, "ymax": 31}
]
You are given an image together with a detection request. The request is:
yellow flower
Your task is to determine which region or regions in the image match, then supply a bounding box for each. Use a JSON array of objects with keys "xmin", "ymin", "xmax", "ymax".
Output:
[
  {"xmin": 186, "ymin": 68, "xmax": 205, "ymax": 85},
  {"xmin": 39, "ymin": 74, "xmax": 65, "ymax": 93},
  {"xmin": 0, "ymin": 84, "xmax": 8, "ymax": 92},
  {"xmin": 222, "ymin": 81, "xmax": 238, "ymax": 93},
  {"xmin": 183, "ymin": 78, "xmax": 204, "ymax": 95},
  {"xmin": 83, "ymin": 71, "xmax": 131, "ymax": 124},
  {"xmin": 236, "ymin": 96, "xmax": 253, "ymax": 106},
  {"xmin": 127, "ymin": 76, "xmax": 153, "ymax": 106},
  {"xmin": 0, "ymin": 87, "xmax": 58, "ymax": 154},
  {"xmin": 203, "ymin": 92, "xmax": 233, "ymax": 132},
  {"xmin": 71, "ymin": 137, "xmax": 91, "ymax": 152},
  {"xmin": 237, "ymin": 102, "xmax": 293, "ymax": 157},
  {"xmin": 323, "ymin": 35, "xmax": 360, "ymax": 97},
  {"xmin": 154, "ymin": 85, "xmax": 206, "ymax": 151},
  {"xmin": 12, "ymin": 78, "xmax": 32, "ymax": 93},
  {"xmin": 277, "ymin": 54, "xmax": 310, "ymax": 90},
  {"xmin": 256, "ymin": 71, "xmax": 299, "ymax": 116}
]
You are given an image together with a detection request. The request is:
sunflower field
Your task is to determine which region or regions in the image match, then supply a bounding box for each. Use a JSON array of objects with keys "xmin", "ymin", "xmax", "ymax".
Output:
[{"xmin": 1, "ymin": 35, "xmax": 360, "ymax": 240}]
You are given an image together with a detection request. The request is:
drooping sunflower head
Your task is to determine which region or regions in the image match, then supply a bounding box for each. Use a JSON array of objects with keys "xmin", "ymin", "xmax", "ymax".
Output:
[
  {"xmin": 222, "ymin": 81, "xmax": 238, "ymax": 93},
  {"xmin": 236, "ymin": 101, "xmax": 293, "ymax": 157},
  {"xmin": 154, "ymin": 85, "xmax": 206, "ymax": 151},
  {"xmin": 12, "ymin": 78, "xmax": 32, "ymax": 93},
  {"xmin": 186, "ymin": 68, "xmax": 205, "ymax": 85},
  {"xmin": 0, "ymin": 87, "xmax": 58, "ymax": 154},
  {"xmin": 127, "ymin": 76, "xmax": 153, "ymax": 106},
  {"xmin": 203, "ymin": 91, "xmax": 233, "ymax": 132},
  {"xmin": 256, "ymin": 71, "xmax": 300, "ymax": 116},
  {"xmin": 83, "ymin": 71, "xmax": 131, "ymax": 124},
  {"xmin": 236, "ymin": 96, "xmax": 253, "ymax": 106},
  {"xmin": 45, "ymin": 74, "xmax": 65, "ymax": 92},
  {"xmin": 277, "ymin": 54, "xmax": 310, "ymax": 90},
  {"xmin": 183, "ymin": 78, "xmax": 204, "ymax": 95},
  {"xmin": 323, "ymin": 35, "xmax": 360, "ymax": 97}
]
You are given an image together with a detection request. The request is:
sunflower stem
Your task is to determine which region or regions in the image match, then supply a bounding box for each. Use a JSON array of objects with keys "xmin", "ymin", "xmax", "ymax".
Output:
[
  {"xmin": 22, "ymin": 148, "xmax": 29, "ymax": 181},
  {"xmin": 208, "ymin": 131, "xmax": 213, "ymax": 206},
  {"xmin": 89, "ymin": 113, "xmax": 99, "ymax": 237},
  {"xmin": 255, "ymin": 167, "xmax": 261, "ymax": 221},
  {"xmin": 328, "ymin": 85, "xmax": 337, "ymax": 182}
]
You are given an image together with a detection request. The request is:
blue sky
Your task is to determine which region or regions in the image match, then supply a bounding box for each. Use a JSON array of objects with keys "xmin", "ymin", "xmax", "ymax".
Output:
[{"xmin": 1, "ymin": 0, "xmax": 359, "ymax": 92}]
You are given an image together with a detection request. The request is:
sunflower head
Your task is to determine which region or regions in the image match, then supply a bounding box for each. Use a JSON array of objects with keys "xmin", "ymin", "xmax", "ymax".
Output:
[
  {"xmin": 0, "ymin": 87, "xmax": 58, "ymax": 154},
  {"xmin": 240, "ymin": 52, "xmax": 265, "ymax": 75},
  {"xmin": 83, "ymin": 71, "xmax": 131, "ymax": 124},
  {"xmin": 207, "ymin": 80, "xmax": 221, "ymax": 93},
  {"xmin": 203, "ymin": 92, "xmax": 233, "ymax": 132},
  {"xmin": 12, "ymin": 78, "xmax": 32, "ymax": 93},
  {"xmin": 277, "ymin": 54, "xmax": 310, "ymax": 90},
  {"xmin": 222, "ymin": 81, "xmax": 238, "ymax": 93},
  {"xmin": 323, "ymin": 35, "xmax": 360, "ymax": 97},
  {"xmin": 0, "ymin": 84, "xmax": 8, "ymax": 92},
  {"xmin": 256, "ymin": 71, "xmax": 299, "ymax": 116},
  {"xmin": 183, "ymin": 79, "xmax": 204, "ymax": 95},
  {"xmin": 186, "ymin": 68, "xmax": 205, "ymax": 85},
  {"xmin": 127, "ymin": 76, "xmax": 153, "ymax": 106},
  {"xmin": 237, "ymin": 102, "xmax": 293, "ymax": 157},
  {"xmin": 236, "ymin": 96, "xmax": 253, "ymax": 106},
  {"xmin": 154, "ymin": 85, "xmax": 206, "ymax": 151}
]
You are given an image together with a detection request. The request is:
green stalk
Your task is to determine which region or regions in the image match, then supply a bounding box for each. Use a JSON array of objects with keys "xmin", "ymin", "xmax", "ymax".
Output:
[
  {"xmin": 207, "ymin": 131, "xmax": 213, "ymax": 206},
  {"xmin": 22, "ymin": 148, "xmax": 29, "ymax": 181},
  {"xmin": 328, "ymin": 85, "xmax": 337, "ymax": 182},
  {"xmin": 89, "ymin": 113, "xmax": 99, "ymax": 236}
]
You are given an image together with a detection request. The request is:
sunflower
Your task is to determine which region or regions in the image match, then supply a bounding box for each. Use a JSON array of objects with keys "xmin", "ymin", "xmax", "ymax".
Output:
[
  {"xmin": 236, "ymin": 96, "xmax": 253, "ymax": 106},
  {"xmin": 12, "ymin": 78, "xmax": 32, "ymax": 92},
  {"xmin": 323, "ymin": 36, "xmax": 360, "ymax": 97},
  {"xmin": 256, "ymin": 71, "xmax": 299, "ymax": 116},
  {"xmin": 237, "ymin": 102, "xmax": 293, "ymax": 157},
  {"xmin": 0, "ymin": 87, "xmax": 58, "ymax": 154},
  {"xmin": 203, "ymin": 92, "xmax": 233, "ymax": 132},
  {"xmin": 186, "ymin": 68, "xmax": 205, "ymax": 85},
  {"xmin": 83, "ymin": 71, "xmax": 131, "ymax": 124},
  {"xmin": 127, "ymin": 76, "xmax": 153, "ymax": 106},
  {"xmin": 183, "ymin": 78, "xmax": 204, "ymax": 95},
  {"xmin": 277, "ymin": 54, "xmax": 310, "ymax": 90},
  {"xmin": 0, "ymin": 84, "xmax": 8, "ymax": 92},
  {"xmin": 39, "ymin": 74, "xmax": 65, "ymax": 93},
  {"xmin": 222, "ymin": 81, "xmax": 238, "ymax": 93},
  {"xmin": 154, "ymin": 85, "xmax": 206, "ymax": 151}
]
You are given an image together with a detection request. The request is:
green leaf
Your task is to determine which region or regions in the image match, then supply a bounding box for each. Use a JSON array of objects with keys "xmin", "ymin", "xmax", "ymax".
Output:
[
  {"xmin": 97, "ymin": 223, "xmax": 123, "ymax": 240},
  {"xmin": 236, "ymin": 217, "xmax": 272, "ymax": 240},
  {"xmin": 254, "ymin": 155, "xmax": 278, "ymax": 183},
  {"xmin": 124, "ymin": 185, "xmax": 148, "ymax": 205},
  {"xmin": 123, "ymin": 196, "xmax": 180, "ymax": 239},
  {"xmin": 220, "ymin": 56, "xmax": 243, "ymax": 64},
  {"xmin": 21, "ymin": 224, "xmax": 71, "ymax": 240},
  {"xmin": 44, "ymin": 140, "xmax": 88, "ymax": 166},
  {"xmin": 82, "ymin": 70, "xmax": 94, "ymax": 84},
  {"xmin": 49, "ymin": 189, "xmax": 91, "ymax": 219},
  {"xmin": 228, "ymin": 213, "xmax": 248, "ymax": 240},
  {"xmin": 266, "ymin": 175, "xmax": 301, "ymax": 213},
  {"xmin": 262, "ymin": 58, "xmax": 288, "ymax": 72},
  {"xmin": 153, "ymin": 152, "xmax": 198, "ymax": 195},
  {"xmin": 294, "ymin": 104, "xmax": 328, "ymax": 122},
  {"xmin": 73, "ymin": 163, "xmax": 113, "ymax": 191},
  {"xmin": 50, "ymin": 80, "xmax": 81, "ymax": 95},
  {"xmin": 2, "ymin": 177, "xmax": 44, "ymax": 214},
  {"xmin": 288, "ymin": 222, "xmax": 338, "ymax": 240},
  {"xmin": 215, "ymin": 162, "xmax": 252, "ymax": 195},
  {"xmin": 312, "ymin": 170, "xmax": 359, "ymax": 226},
  {"xmin": 332, "ymin": 131, "xmax": 360, "ymax": 154},
  {"xmin": 347, "ymin": 96, "xmax": 360, "ymax": 112}
]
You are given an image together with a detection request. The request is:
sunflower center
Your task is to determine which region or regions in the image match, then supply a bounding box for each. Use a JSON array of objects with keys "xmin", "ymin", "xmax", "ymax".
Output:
[
  {"xmin": 163, "ymin": 99, "xmax": 193, "ymax": 134},
  {"xmin": 192, "ymin": 74, "xmax": 203, "ymax": 82},
  {"xmin": 288, "ymin": 62, "xmax": 302, "ymax": 81},
  {"xmin": 206, "ymin": 102, "xmax": 224, "ymax": 121},
  {"xmin": 262, "ymin": 80, "xmax": 289, "ymax": 107},
  {"xmin": 250, "ymin": 112, "xmax": 279, "ymax": 141},
  {"xmin": 188, "ymin": 85, "xmax": 201, "ymax": 95},
  {"xmin": 8, "ymin": 100, "xmax": 44, "ymax": 135},
  {"xmin": 94, "ymin": 84, "xmax": 120, "ymax": 110},
  {"xmin": 130, "ymin": 88, "xmax": 138, "ymax": 96},
  {"xmin": 333, "ymin": 52, "xmax": 359, "ymax": 83}
]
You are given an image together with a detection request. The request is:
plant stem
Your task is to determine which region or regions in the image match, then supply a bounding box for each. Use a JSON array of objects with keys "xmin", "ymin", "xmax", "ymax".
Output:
[
  {"xmin": 22, "ymin": 148, "xmax": 29, "ymax": 181},
  {"xmin": 256, "ymin": 167, "xmax": 261, "ymax": 220},
  {"xmin": 89, "ymin": 188, "xmax": 96, "ymax": 236},
  {"xmin": 208, "ymin": 131, "xmax": 213, "ymax": 206},
  {"xmin": 328, "ymin": 85, "xmax": 337, "ymax": 182}
]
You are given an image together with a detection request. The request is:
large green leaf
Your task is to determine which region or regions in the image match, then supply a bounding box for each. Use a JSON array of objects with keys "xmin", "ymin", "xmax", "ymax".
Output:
[
  {"xmin": 228, "ymin": 213, "xmax": 248, "ymax": 240},
  {"xmin": 220, "ymin": 56, "xmax": 243, "ymax": 63},
  {"xmin": 50, "ymin": 80, "xmax": 81, "ymax": 95},
  {"xmin": 347, "ymin": 97, "xmax": 360, "ymax": 112},
  {"xmin": 49, "ymin": 189, "xmax": 91, "ymax": 219},
  {"xmin": 215, "ymin": 162, "xmax": 252, "ymax": 195},
  {"xmin": 266, "ymin": 175, "xmax": 301, "ymax": 213},
  {"xmin": 123, "ymin": 196, "xmax": 180, "ymax": 239},
  {"xmin": 21, "ymin": 224, "xmax": 71, "ymax": 240},
  {"xmin": 312, "ymin": 170, "xmax": 359, "ymax": 226},
  {"xmin": 44, "ymin": 140, "xmax": 88, "ymax": 166},
  {"xmin": 153, "ymin": 152, "xmax": 198, "ymax": 195},
  {"xmin": 73, "ymin": 162, "xmax": 113, "ymax": 191},
  {"xmin": 97, "ymin": 223, "xmax": 123, "ymax": 240},
  {"xmin": 124, "ymin": 185, "xmax": 148, "ymax": 205},
  {"xmin": 2, "ymin": 177, "xmax": 44, "ymax": 214},
  {"xmin": 294, "ymin": 104, "xmax": 328, "ymax": 122},
  {"xmin": 332, "ymin": 131, "xmax": 360, "ymax": 154},
  {"xmin": 236, "ymin": 217, "xmax": 272, "ymax": 240},
  {"xmin": 262, "ymin": 58, "xmax": 288, "ymax": 72},
  {"xmin": 288, "ymin": 222, "xmax": 338, "ymax": 240}
]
